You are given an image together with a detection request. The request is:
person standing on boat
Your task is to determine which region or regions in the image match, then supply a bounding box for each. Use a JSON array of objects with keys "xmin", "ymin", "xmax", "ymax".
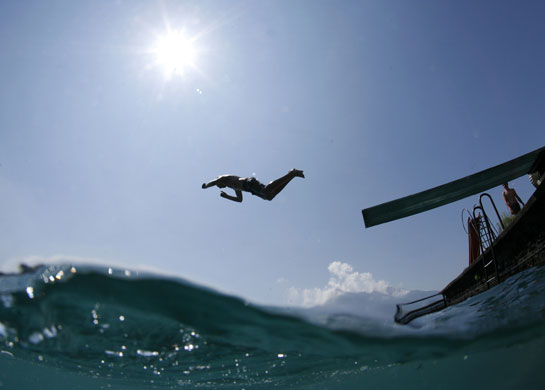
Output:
[
  {"xmin": 502, "ymin": 183, "xmax": 524, "ymax": 215},
  {"xmin": 202, "ymin": 169, "xmax": 304, "ymax": 202}
]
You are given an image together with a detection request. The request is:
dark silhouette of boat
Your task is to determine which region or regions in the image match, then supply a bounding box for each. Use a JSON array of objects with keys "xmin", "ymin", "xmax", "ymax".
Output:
[{"xmin": 362, "ymin": 146, "xmax": 545, "ymax": 324}]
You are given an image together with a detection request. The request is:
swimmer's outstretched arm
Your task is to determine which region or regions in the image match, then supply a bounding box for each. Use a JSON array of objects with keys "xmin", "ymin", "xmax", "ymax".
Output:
[
  {"xmin": 202, "ymin": 178, "xmax": 222, "ymax": 189},
  {"xmin": 220, "ymin": 190, "xmax": 243, "ymax": 203}
]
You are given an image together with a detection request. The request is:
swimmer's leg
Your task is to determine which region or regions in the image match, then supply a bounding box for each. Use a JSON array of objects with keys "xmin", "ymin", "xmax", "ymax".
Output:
[{"xmin": 262, "ymin": 169, "xmax": 304, "ymax": 200}]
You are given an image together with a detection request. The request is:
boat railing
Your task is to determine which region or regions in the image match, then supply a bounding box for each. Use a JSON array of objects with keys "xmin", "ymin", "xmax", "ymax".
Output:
[
  {"xmin": 479, "ymin": 193, "xmax": 504, "ymax": 231},
  {"xmin": 472, "ymin": 193, "xmax": 502, "ymax": 286}
]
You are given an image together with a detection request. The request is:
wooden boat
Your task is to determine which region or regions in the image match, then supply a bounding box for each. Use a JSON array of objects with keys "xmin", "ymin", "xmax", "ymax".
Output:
[{"xmin": 362, "ymin": 146, "xmax": 545, "ymax": 324}]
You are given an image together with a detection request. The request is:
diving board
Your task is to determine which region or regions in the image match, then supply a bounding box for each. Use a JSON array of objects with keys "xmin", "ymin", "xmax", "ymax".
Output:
[{"xmin": 362, "ymin": 146, "xmax": 545, "ymax": 228}]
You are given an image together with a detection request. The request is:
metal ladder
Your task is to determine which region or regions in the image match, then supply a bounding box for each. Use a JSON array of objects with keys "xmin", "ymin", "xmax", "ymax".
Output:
[{"xmin": 473, "ymin": 193, "xmax": 504, "ymax": 287}]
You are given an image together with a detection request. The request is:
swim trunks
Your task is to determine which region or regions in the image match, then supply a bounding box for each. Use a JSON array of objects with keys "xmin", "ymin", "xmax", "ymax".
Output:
[
  {"xmin": 508, "ymin": 201, "xmax": 521, "ymax": 215},
  {"xmin": 243, "ymin": 177, "xmax": 266, "ymax": 199}
]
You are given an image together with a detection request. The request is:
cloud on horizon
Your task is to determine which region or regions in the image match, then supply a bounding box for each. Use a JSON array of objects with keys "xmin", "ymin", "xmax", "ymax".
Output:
[{"xmin": 287, "ymin": 261, "xmax": 408, "ymax": 307}]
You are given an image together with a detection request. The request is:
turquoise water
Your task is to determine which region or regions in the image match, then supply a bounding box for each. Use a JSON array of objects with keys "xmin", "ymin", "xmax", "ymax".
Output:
[{"xmin": 1, "ymin": 264, "xmax": 545, "ymax": 389}]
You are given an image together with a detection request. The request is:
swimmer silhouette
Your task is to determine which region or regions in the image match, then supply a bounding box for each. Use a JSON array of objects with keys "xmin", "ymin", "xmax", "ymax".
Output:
[{"xmin": 202, "ymin": 169, "xmax": 304, "ymax": 202}]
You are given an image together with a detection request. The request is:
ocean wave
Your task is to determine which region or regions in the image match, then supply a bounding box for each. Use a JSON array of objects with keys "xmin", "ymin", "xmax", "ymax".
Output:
[{"xmin": 1, "ymin": 263, "xmax": 545, "ymax": 388}]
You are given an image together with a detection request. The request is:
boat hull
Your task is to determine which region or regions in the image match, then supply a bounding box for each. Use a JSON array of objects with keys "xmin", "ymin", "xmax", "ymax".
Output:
[
  {"xmin": 395, "ymin": 183, "xmax": 545, "ymax": 324},
  {"xmin": 442, "ymin": 183, "xmax": 545, "ymax": 306}
]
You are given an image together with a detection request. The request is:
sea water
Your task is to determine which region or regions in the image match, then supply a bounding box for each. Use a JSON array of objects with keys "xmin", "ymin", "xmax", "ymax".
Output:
[{"xmin": 1, "ymin": 263, "xmax": 544, "ymax": 389}]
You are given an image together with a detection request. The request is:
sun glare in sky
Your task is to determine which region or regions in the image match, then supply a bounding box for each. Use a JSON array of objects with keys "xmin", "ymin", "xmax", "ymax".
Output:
[{"xmin": 152, "ymin": 30, "xmax": 197, "ymax": 79}]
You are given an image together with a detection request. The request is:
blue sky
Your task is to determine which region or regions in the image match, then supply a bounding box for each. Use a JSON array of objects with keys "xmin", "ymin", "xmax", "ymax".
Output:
[{"xmin": 1, "ymin": 1, "xmax": 544, "ymax": 305}]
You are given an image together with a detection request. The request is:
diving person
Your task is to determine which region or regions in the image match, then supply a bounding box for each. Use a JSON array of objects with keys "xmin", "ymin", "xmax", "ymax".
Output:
[{"xmin": 202, "ymin": 169, "xmax": 304, "ymax": 202}]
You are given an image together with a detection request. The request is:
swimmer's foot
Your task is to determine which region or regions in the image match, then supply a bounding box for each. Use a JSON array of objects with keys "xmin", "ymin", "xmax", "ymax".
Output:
[{"xmin": 291, "ymin": 169, "xmax": 305, "ymax": 178}]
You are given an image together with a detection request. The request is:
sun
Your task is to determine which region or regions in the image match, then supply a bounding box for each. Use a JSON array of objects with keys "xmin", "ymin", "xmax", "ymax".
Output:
[{"xmin": 152, "ymin": 30, "xmax": 197, "ymax": 79}]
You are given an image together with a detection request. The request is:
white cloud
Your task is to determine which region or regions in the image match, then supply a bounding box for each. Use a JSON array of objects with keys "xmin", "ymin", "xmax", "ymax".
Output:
[{"xmin": 288, "ymin": 261, "xmax": 407, "ymax": 307}]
